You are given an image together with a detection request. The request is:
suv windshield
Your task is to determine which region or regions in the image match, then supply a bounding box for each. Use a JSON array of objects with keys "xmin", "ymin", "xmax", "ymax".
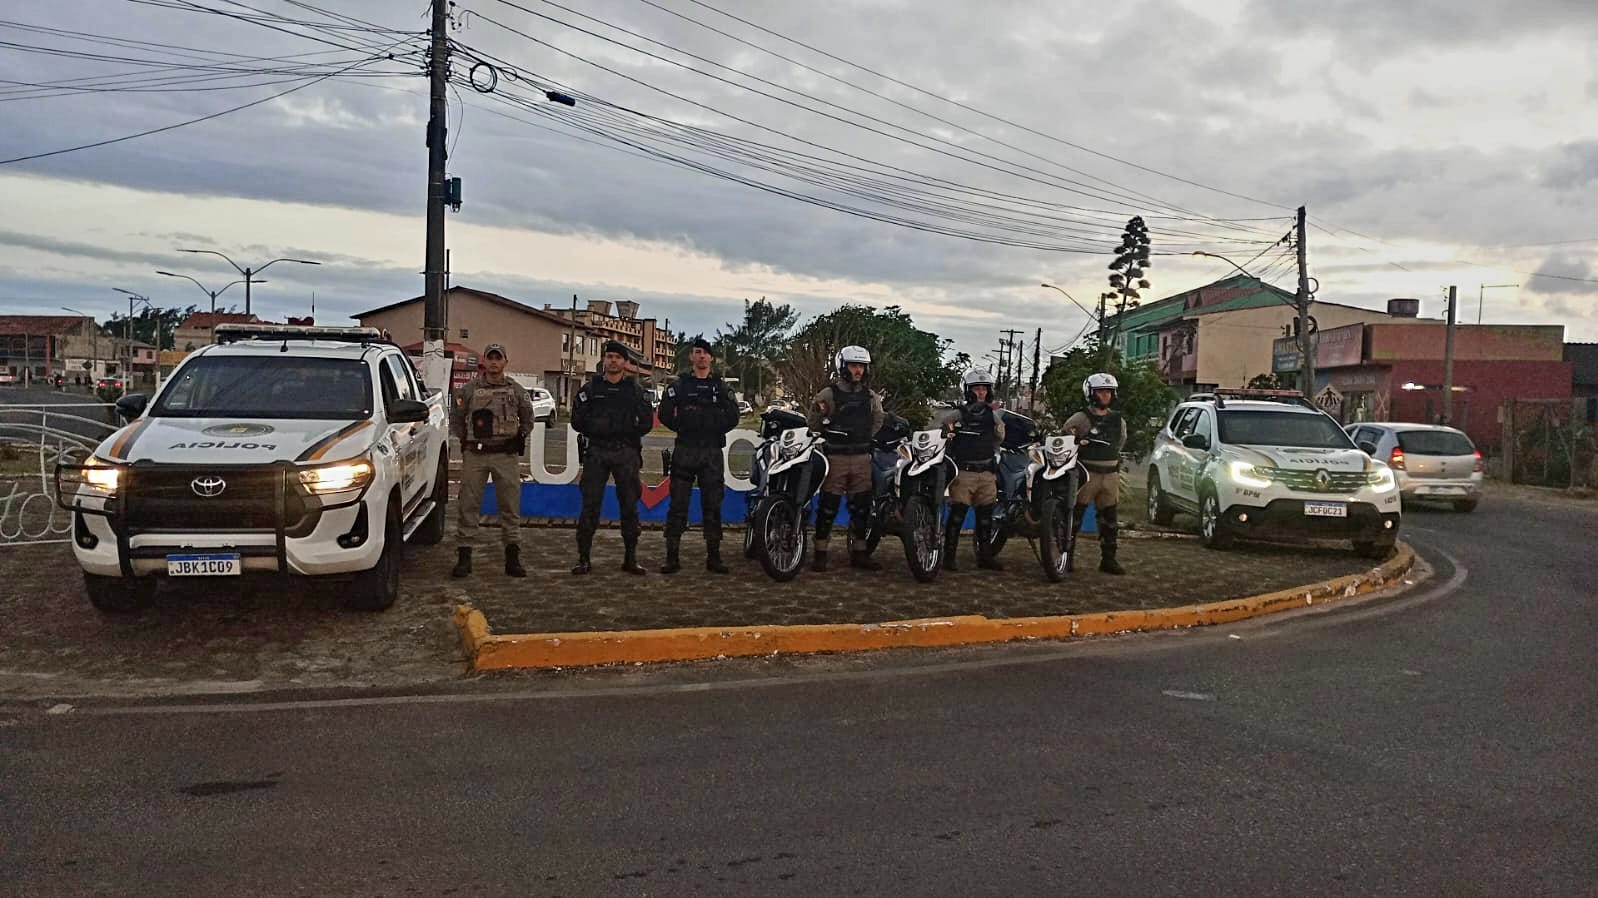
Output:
[
  {"xmin": 1398, "ymin": 430, "xmax": 1475, "ymax": 456},
  {"xmin": 153, "ymin": 356, "xmax": 373, "ymax": 419},
  {"xmin": 1218, "ymin": 410, "xmax": 1354, "ymax": 449}
]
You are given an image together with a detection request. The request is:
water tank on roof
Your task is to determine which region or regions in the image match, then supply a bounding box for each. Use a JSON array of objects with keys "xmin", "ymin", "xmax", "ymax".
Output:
[{"xmin": 1387, "ymin": 298, "xmax": 1420, "ymax": 318}]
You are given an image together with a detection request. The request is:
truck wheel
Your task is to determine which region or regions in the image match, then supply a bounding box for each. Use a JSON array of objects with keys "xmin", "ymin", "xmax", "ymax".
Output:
[
  {"xmin": 1147, "ymin": 470, "xmax": 1176, "ymax": 526},
  {"xmin": 84, "ymin": 574, "xmax": 157, "ymax": 614},
  {"xmin": 410, "ymin": 456, "xmax": 450, "ymax": 546},
  {"xmin": 1198, "ymin": 486, "xmax": 1234, "ymax": 550},
  {"xmin": 348, "ymin": 503, "xmax": 401, "ymax": 612},
  {"xmin": 1453, "ymin": 499, "xmax": 1479, "ymax": 513}
]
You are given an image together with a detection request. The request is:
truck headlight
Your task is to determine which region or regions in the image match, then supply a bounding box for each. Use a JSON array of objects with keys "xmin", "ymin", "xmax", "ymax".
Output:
[
  {"xmin": 82, "ymin": 456, "xmax": 122, "ymax": 494},
  {"xmin": 1228, "ymin": 461, "xmax": 1274, "ymax": 489},
  {"xmin": 299, "ymin": 458, "xmax": 374, "ymax": 494},
  {"xmin": 1368, "ymin": 466, "xmax": 1397, "ymax": 492}
]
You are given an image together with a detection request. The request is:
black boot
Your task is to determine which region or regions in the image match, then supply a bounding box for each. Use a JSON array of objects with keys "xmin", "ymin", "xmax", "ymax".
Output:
[
  {"xmin": 975, "ymin": 506, "xmax": 1003, "ymax": 570},
  {"xmin": 451, "ymin": 547, "xmax": 472, "ymax": 578},
  {"xmin": 811, "ymin": 547, "xmax": 830, "ymax": 572},
  {"xmin": 705, "ymin": 542, "xmax": 730, "ymax": 574},
  {"xmin": 1098, "ymin": 506, "xmax": 1125, "ymax": 575},
  {"xmin": 571, "ymin": 551, "xmax": 591, "ymax": 576},
  {"xmin": 849, "ymin": 549, "xmax": 882, "ymax": 571},
  {"xmin": 621, "ymin": 542, "xmax": 647, "ymax": 576},
  {"xmin": 504, "ymin": 544, "xmax": 526, "ymax": 578},
  {"xmin": 661, "ymin": 537, "xmax": 682, "ymax": 574},
  {"xmin": 943, "ymin": 503, "xmax": 967, "ymax": 571}
]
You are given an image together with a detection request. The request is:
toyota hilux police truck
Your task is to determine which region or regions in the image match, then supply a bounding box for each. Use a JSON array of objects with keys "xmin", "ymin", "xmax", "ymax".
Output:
[
  {"xmin": 55, "ymin": 325, "xmax": 450, "ymax": 613},
  {"xmin": 1145, "ymin": 389, "xmax": 1401, "ymax": 558}
]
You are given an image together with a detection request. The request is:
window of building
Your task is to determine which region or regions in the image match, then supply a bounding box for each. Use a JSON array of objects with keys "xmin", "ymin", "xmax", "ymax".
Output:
[{"xmin": 459, "ymin": 328, "xmax": 469, "ymax": 340}]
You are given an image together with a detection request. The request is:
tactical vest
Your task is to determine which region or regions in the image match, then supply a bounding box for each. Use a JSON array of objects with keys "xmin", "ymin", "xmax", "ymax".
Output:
[
  {"xmin": 467, "ymin": 379, "xmax": 523, "ymax": 441},
  {"xmin": 1079, "ymin": 410, "xmax": 1122, "ymax": 464},
  {"xmin": 826, "ymin": 384, "xmax": 874, "ymax": 453},
  {"xmin": 951, "ymin": 401, "xmax": 999, "ymax": 466},
  {"xmin": 584, "ymin": 376, "xmax": 645, "ymax": 447},
  {"xmin": 670, "ymin": 374, "xmax": 730, "ymax": 447}
]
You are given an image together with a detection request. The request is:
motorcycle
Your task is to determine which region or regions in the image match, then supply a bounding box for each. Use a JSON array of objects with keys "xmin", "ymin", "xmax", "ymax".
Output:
[
  {"xmin": 893, "ymin": 425, "xmax": 955, "ymax": 582},
  {"xmin": 986, "ymin": 412, "xmax": 1089, "ymax": 582},
  {"xmin": 743, "ymin": 408, "xmax": 829, "ymax": 582},
  {"xmin": 858, "ymin": 415, "xmax": 912, "ymax": 558}
]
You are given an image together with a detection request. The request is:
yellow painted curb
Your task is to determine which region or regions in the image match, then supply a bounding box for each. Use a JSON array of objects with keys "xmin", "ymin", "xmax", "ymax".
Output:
[{"xmin": 455, "ymin": 543, "xmax": 1416, "ymax": 671}]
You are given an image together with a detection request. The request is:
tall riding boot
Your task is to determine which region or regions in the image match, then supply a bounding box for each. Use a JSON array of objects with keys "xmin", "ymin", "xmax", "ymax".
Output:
[
  {"xmin": 705, "ymin": 541, "xmax": 730, "ymax": 574},
  {"xmin": 975, "ymin": 506, "xmax": 1003, "ymax": 570},
  {"xmin": 451, "ymin": 546, "xmax": 472, "ymax": 578},
  {"xmin": 1098, "ymin": 505, "xmax": 1125, "ymax": 575},
  {"xmin": 504, "ymin": 544, "xmax": 526, "ymax": 578},
  {"xmin": 661, "ymin": 537, "xmax": 682, "ymax": 574},
  {"xmin": 943, "ymin": 504, "xmax": 967, "ymax": 571},
  {"xmin": 621, "ymin": 540, "xmax": 647, "ymax": 576},
  {"xmin": 813, "ymin": 493, "xmax": 840, "ymax": 572},
  {"xmin": 848, "ymin": 493, "xmax": 881, "ymax": 571}
]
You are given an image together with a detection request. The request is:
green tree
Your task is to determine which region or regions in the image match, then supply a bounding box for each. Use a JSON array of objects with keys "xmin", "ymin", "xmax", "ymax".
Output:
[
  {"xmin": 1038, "ymin": 340, "xmax": 1175, "ymax": 460},
  {"xmin": 1246, "ymin": 372, "xmax": 1287, "ymax": 390},
  {"xmin": 713, "ymin": 297, "xmax": 799, "ymax": 401},
  {"xmin": 107, "ymin": 304, "xmax": 197, "ymax": 351},
  {"xmin": 776, "ymin": 304, "xmax": 965, "ymax": 427},
  {"xmin": 1102, "ymin": 216, "xmax": 1152, "ymax": 359}
]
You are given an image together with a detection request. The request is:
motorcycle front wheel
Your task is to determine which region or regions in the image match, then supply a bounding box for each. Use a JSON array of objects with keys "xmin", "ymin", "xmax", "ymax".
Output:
[
  {"xmin": 901, "ymin": 494, "xmax": 941, "ymax": 583},
  {"xmin": 1038, "ymin": 494, "xmax": 1073, "ymax": 583},
  {"xmin": 986, "ymin": 500, "xmax": 1013, "ymax": 557},
  {"xmin": 756, "ymin": 496, "xmax": 806, "ymax": 582}
]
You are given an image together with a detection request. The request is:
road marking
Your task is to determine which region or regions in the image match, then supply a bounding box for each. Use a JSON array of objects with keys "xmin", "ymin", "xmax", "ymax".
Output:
[{"xmin": 1161, "ymin": 690, "xmax": 1216, "ymax": 701}]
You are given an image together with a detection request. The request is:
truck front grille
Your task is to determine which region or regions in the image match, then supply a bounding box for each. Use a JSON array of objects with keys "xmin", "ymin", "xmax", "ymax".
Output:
[{"xmin": 123, "ymin": 466, "xmax": 309, "ymax": 531}]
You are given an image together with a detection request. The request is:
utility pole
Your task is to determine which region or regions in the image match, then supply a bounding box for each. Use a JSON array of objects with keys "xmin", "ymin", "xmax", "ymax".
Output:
[
  {"xmin": 1030, "ymin": 327, "xmax": 1042, "ymax": 412},
  {"xmin": 1443, "ymin": 285, "xmax": 1457, "ymax": 425},
  {"xmin": 420, "ymin": 0, "xmax": 451, "ymax": 393},
  {"xmin": 565, "ymin": 294, "xmax": 578, "ymax": 406},
  {"xmin": 1294, "ymin": 205, "xmax": 1315, "ymax": 396},
  {"xmin": 1000, "ymin": 328, "xmax": 1022, "ymax": 406}
]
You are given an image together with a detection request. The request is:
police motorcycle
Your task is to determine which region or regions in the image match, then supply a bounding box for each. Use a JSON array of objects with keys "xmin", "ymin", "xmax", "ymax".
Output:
[
  {"xmin": 857, "ymin": 415, "xmax": 912, "ymax": 558},
  {"xmin": 984, "ymin": 411, "xmax": 1088, "ymax": 582},
  {"xmin": 892, "ymin": 421, "xmax": 956, "ymax": 582},
  {"xmin": 742, "ymin": 408, "xmax": 829, "ymax": 582}
]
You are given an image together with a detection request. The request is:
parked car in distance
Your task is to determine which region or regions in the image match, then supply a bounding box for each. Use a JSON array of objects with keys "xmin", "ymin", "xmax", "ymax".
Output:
[
  {"xmin": 737, "ymin": 400, "xmax": 754, "ymax": 416},
  {"xmin": 0, "ymin": 371, "xmax": 17, "ymax": 385},
  {"xmin": 1346, "ymin": 422, "xmax": 1483, "ymax": 512}
]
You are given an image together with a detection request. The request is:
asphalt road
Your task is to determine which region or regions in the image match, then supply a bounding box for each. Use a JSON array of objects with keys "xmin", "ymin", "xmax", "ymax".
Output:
[
  {"xmin": 3, "ymin": 495, "xmax": 1595, "ymax": 897},
  {"xmin": 0, "ymin": 387, "xmax": 116, "ymax": 447}
]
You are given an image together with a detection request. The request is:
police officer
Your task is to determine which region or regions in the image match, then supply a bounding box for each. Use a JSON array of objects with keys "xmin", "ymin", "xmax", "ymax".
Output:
[
  {"xmin": 1064, "ymin": 372, "xmax": 1129, "ymax": 575},
  {"xmin": 450, "ymin": 343, "xmax": 537, "ymax": 578},
  {"xmin": 808, "ymin": 345, "xmax": 884, "ymax": 572},
  {"xmin": 571, "ymin": 341, "xmax": 655, "ymax": 576},
  {"xmin": 942, "ymin": 369, "xmax": 1005, "ymax": 572},
  {"xmin": 658, "ymin": 337, "xmax": 740, "ymax": 575}
]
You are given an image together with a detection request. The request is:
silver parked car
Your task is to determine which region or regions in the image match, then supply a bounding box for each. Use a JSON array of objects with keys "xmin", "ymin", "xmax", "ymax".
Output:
[{"xmin": 1346, "ymin": 422, "xmax": 1483, "ymax": 512}]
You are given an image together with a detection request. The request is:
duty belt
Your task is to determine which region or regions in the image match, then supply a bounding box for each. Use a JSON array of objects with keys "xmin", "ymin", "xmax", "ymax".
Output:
[
  {"xmin": 957, "ymin": 460, "xmax": 996, "ymax": 473},
  {"xmin": 466, "ymin": 438, "xmax": 519, "ymax": 454}
]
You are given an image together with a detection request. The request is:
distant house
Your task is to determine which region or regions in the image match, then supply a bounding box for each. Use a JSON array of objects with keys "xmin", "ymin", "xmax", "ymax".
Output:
[{"xmin": 174, "ymin": 311, "xmax": 260, "ymax": 350}]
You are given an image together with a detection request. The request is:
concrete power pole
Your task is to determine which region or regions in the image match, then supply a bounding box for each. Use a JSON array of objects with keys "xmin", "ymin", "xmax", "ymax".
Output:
[
  {"xmin": 1295, "ymin": 205, "xmax": 1316, "ymax": 396},
  {"xmin": 1000, "ymin": 328, "xmax": 1022, "ymax": 406},
  {"xmin": 420, "ymin": 0, "xmax": 451, "ymax": 393},
  {"xmin": 1443, "ymin": 285, "xmax": 1457, "ymax": 425},
  {"xmin": 1030, "ymin": 327, "xmax": 1042, "ymax": 412}
]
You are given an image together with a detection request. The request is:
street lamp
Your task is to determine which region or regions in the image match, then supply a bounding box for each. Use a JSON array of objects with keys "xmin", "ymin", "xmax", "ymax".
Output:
[
  {"xmin": 1190, "ymin": 251, "xmax": 1314, "ymax": 393},
  {"xmin": 1477, "ymin": 283, "xmax": 1519, "ymax": 326},
  {"xmin": 155, "ymin": 270, "xmax": 260, "ymax": 315},
  {"xmin": 60, "ymin": 306, "xmax": 99, "ymax": 383},
  {"xmin": 176, "ymin": 249, "xmax": 320, "ymax": 316},
  {"xmin": 113, "ymin": 288, "xmax": 162, "ymax": 395},
  {"xmin": 1040, "ymin": 282, "xmax": 1099, "ymax": 322}
]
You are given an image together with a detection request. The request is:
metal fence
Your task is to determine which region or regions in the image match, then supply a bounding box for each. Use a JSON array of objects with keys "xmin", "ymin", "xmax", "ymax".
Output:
[
  {"xmin": 0, "ymin": 403, "xmax": 118, "ymax": 547},
  {"xmin": 1500, "ymin": 399, "xmax": 1596, "ymax": 489}
]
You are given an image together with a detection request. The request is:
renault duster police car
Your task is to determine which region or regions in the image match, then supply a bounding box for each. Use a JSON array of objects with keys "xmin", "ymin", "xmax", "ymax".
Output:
[
  {"xmin": 55, "ymin": 325, "xmax": 449, "ymax": 613},
  {"xmin": 1145, "ymin": 389, "xmax": 1401, "ymax": 558}
]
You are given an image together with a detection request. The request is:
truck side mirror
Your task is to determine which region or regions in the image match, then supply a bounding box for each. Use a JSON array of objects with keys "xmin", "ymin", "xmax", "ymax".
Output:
[
  {"xmin": 1181, "ymin": 433, "xmax": 1210, "ymax": 451},
  {"xmin": 389, "ymin": 398, "xmax": 430, "ymax": 424},
  {"xmin": 115, "ymin": 393, "xmax": 149, "ymax": 421}
]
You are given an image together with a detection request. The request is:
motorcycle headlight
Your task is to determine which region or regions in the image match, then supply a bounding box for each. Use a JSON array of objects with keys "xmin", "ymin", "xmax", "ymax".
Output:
[
  {"xmin": 1368, "ymin": 465, "xmax": 1397, "ymax": 492},
  {"xmin": 299, "ymin": 457, "xmax": 374, "ymax": 494},
  {"xmin": 1228, "ymin": 460, "xmax": 1274, "ymax": 489}
]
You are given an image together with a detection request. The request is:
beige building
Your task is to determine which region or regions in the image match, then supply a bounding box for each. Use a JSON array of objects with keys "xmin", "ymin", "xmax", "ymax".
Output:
[
  {"xmin": 1186, "ymin": 301, "xmax": 1427, "ymax": 389},
  {"xmin": 542, "ymin": 299, "xmax": 677, "ymax": 376},
  {"xmin": 173, "ymin": 312, "xmax": 261, "ymax": 351},
  {"xmin": 354, "ymin": 286, "xmax": 597, "ymax": 405}
]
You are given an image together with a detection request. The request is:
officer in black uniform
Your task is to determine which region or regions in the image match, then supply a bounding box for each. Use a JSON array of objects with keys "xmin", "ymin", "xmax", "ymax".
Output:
[
  {"xmin": 571, "ymin": 341, "xmax": 655, "ymax": 576},
  {"xmin": 657, "ymin": 337, "xmax": 741, "ymax": 575}
]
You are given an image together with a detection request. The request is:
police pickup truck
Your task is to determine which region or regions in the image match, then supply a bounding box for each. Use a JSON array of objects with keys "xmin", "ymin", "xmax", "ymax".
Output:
[{"xmin": 56, "ymin": 325, "xmax": 450, "ymax": 613}]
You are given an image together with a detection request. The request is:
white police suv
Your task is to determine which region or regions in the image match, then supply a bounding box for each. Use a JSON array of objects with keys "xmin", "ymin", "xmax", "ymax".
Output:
[
  {"xmin": 1145, "ymin": 389, "xmax": 1401, "ymax": 558},
  {"xmin": 55, "ymin": 325, "xmax": 450, "ymax": 614}
]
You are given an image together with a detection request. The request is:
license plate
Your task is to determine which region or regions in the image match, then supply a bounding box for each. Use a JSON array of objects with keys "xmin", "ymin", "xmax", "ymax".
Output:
[
  {"xmin": 166, "ymin": 553, "xmax": 242, "ymax": 576},
  {"xmin": 1304, "ymin": 501, "xmax": 1347, "ymax": 518}
]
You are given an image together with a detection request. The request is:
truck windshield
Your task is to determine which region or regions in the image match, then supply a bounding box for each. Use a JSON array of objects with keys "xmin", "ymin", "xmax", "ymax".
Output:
[
  {"xmin": 1218, "ymin": 411, "xmax": 1354, "ymax": 449},
  {"xmin": 152, "ymin": 356, "xmax": 373, "ymax": 419}
]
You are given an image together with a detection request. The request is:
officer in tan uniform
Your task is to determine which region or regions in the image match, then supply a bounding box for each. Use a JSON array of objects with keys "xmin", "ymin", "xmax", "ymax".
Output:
[{"xmin": 450, "ymin": 343, "xmax": 537, "ymax": 578}]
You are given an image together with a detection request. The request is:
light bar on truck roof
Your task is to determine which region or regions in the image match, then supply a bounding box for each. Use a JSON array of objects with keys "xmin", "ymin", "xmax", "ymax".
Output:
[{"xmin": 214, "ymin": 324, "xmax": 384, "ymax": 345}]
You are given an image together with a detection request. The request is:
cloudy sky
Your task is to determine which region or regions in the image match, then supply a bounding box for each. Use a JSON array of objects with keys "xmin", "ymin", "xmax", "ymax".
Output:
[{"xmin": 3, "ymin": 0, "xmax": 1596, "ymax": 367}]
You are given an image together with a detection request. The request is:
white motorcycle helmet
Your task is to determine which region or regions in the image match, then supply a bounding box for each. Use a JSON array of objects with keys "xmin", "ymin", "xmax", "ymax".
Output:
[
  {"xmin": 834, "ymin": 345, "xmax": 872, "ymax": 381},
  {"xmin": 961, "ymin": 368, "xmax": 996, "ymax": 403},
  {"xmin": 1082, "ymin": 372, "xmax": 1119, "ymax": 408}
]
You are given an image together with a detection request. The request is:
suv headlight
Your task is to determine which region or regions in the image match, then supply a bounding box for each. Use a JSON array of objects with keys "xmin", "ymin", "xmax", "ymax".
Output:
[
  {"xmin": 1228, "ymin": 460, "xmax": 1274, "ymax": 489},
  {"xmin": 1368, "ymin": 465, "xmax": 1397, "ymax": 492},
  {"xmin": 82, "ymin": 456, "xmax": 122, "ymax": 494},
  {"xmin": 299, "ymin": 457, "xmax": 374, "ymax": 494}
]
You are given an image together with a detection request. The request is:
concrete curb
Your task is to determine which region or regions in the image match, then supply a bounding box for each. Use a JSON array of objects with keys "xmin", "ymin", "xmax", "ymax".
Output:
[{"xmin": 453, "ymin": 543, "xmax": 1416, "ymax": 671}]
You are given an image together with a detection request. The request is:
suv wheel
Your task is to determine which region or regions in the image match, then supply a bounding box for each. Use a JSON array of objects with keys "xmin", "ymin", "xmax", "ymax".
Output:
[
  {"xmin": 1198, "ymin": 486, "xmax": 1234, "ymax": 550},
  {"xmin": 1146, "ymin": 470, "xmax": 1175, "ymax": 526},
  {"xmin": 1354, "ymin": 536, "xmax": 1396, "ymax": 559},
  {"xmin": 348, "ymin": 502, "xmax": 401, "ymax": 611},
  {"xmin": 84, "ymin": 573, "xmax": 157, "ymax": 614},
  {"xmin": 410, "ymin": 456, "xmax": 449, "ymax": 546}
]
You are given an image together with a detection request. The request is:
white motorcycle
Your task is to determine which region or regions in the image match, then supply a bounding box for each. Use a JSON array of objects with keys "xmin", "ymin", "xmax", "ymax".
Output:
[
  {"xmin": 743, "ymin": 409, "xmax": 829, "ymax": 582},
  {"xmin": 893, "ymin": 426, "xmax": 955, "ymax": 583},
  {"xmin": 990, "ymin": 430, "xmax": 1086, "ymax": 582}
]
